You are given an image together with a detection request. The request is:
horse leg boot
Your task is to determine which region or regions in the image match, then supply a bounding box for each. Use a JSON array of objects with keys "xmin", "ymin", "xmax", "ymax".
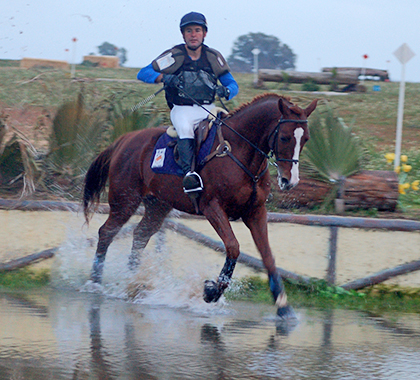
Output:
[
  {"xmin": 269, "ymin": 271, "xmax": 296, "ymax": 320},
  {"xmin": 177, "ymin": 138, "xmax": 203, "ymax": 194},
  {"xmin": 204, "ymin": 257, "xmax": 237, "ymax": 303}
]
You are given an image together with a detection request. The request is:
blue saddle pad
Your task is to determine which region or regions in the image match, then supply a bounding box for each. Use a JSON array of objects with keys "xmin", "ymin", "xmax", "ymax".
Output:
[{"xmin": 150, "ymin": 125, "xmax": 217, "ymax": 176}]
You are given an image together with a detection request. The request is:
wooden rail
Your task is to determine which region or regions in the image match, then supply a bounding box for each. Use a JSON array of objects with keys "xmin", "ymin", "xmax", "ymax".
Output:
[{"xmin": 1, "ymin": 198, "xmax": 420, "ymax": 289}]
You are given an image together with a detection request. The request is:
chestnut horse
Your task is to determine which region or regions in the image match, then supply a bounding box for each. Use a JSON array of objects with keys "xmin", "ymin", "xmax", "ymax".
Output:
[{"xmin": 83, "ymin": 94, "xmax": 317, "ymax": 319}]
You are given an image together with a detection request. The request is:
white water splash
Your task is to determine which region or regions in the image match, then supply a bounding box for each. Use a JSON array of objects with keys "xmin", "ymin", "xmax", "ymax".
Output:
[{"xmin": 50, "ymin": 219, "xmax": 230, "ymax": 315}]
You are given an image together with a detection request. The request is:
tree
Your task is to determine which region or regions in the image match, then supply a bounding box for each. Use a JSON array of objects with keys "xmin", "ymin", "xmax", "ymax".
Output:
[
  {"xmin": 97, "ymin": 42, "xmax": 127, "ymax": 65},
  {"xmin": 117, "ymin": 47, "xmax": 127, "ymax": 65},
  {"xmin": 227, "ymin": 32, "xmax": 296, "ymax": 73}
]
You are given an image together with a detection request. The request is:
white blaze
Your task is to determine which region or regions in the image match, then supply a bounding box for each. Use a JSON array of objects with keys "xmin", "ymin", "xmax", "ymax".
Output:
[{"xmin": 290, "ymin": 127, "xmax": 304, "ymax": 186}]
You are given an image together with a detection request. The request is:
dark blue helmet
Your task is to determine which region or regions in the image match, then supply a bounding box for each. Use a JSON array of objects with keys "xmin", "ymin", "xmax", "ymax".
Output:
[{"xmin": 180, "ymin": 12, "xmax": 207, "ymax": 32}]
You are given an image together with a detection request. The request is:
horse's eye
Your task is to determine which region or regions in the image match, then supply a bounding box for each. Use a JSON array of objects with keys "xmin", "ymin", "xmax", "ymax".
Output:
[{"xmin": 280, "ymin": 136, "xmax": 290, "ymax": 143}]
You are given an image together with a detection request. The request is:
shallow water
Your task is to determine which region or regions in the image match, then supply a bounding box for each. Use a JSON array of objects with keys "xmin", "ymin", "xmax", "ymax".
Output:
[
  {"xmin": 1, "ymin": 289, "xmax": 420, "ymax": 380},
  {"xmin": 2, "ymin": 210, "xmax": 420, "ymax": 379}
]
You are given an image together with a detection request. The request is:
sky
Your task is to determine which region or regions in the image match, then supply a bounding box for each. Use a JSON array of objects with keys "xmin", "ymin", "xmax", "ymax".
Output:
[{"xmin": 1, "ymin": 0, "xmax": 419, "ymax": 82}]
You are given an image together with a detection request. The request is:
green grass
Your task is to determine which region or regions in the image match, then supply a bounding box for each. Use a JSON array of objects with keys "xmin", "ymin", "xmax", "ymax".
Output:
[
  {"xmin": 2, "ymin": 60, "xmax": 419, "ymax": 147},
  {"xmin": 1, "ymin": 60, "xmax": 420, "ymax": 213},
  {"xmin": 2, "ymin": 269, "xmax": 419, "ymax": 314},
  {"xmin": 226, "ymin": 276, "xmax": 420, "ymax": 314},
  {"xmin": 0, "ymin": 268, "xmax": 50, "ymax": 289}
]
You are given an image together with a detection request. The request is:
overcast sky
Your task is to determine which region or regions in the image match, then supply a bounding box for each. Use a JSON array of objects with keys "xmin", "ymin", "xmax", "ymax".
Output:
[{"xmin": 1, "ymin": 0, "xmax": 418, "ymax": 82}]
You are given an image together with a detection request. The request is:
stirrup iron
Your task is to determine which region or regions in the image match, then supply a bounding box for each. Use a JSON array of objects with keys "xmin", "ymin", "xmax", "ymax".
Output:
[{"xmin": 183, "ymin": 171, "xmax": 204, "ymax": 193}]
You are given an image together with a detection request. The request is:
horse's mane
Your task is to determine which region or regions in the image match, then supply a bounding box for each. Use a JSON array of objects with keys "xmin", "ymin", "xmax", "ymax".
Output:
[{"xmin": 228, "ymin": 93, "xmax": 304, "ymax": 117}]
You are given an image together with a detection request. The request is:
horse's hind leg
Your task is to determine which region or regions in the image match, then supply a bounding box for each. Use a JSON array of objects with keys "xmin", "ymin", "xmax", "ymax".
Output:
[
  {"xmin": 128, "ymin": 196, "xmax": 172, "ymax": 270},
  {"xmin": 91, "ymin": 198, "xmax": 142, "ymax": 283}
]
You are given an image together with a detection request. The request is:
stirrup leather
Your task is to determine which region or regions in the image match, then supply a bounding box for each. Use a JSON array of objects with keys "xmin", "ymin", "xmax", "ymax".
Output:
[{"xmin": 183, "ymin": 171, "xmax": 204, "ymax": 193}]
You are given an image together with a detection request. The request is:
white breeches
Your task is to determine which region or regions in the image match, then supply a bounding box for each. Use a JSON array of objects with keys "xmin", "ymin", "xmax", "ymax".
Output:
[{"xmin": 170, "ymin": 104, "xmax": 215, "ymax": 139}]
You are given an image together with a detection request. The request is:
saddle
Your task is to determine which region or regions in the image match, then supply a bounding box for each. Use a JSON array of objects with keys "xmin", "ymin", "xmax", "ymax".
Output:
[
  {"xmin": 167, "ymin": 107, "xmax": 229, "ymax": 170},
  {"xmin": 150, "ymin": 107, "xmax": 231, "ymax": 177}
]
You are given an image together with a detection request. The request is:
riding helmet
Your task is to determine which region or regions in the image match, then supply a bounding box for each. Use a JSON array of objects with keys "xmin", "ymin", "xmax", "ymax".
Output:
[{"xmin": 180, "ymin": 12, "xmax": 208, "ymax": 32}]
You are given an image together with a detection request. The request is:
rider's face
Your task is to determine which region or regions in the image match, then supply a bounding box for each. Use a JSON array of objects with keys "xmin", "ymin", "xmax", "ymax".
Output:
[{"xmin": 182, "ymin": 25, "xmax": 207, "ymax": 50}]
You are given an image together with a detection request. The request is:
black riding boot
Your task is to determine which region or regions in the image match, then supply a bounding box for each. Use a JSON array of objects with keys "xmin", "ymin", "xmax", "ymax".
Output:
[{"xmin": 177, "ymin": 138, "xmax": 203, "ymax": 193}]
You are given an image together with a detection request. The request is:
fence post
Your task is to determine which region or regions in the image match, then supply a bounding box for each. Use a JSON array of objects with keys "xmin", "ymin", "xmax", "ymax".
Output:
[{"xmin": 326, "ymin": 226, "xmax": 338, "ymax": 284}]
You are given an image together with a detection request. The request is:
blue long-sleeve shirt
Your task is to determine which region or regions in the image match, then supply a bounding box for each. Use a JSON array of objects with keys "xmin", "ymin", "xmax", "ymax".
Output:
[{"xmin": 137, "ymin": 63, "xmax": 239, "ymax": 100}]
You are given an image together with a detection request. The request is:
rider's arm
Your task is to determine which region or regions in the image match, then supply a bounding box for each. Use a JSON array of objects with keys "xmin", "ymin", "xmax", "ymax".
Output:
[
  {"xmin": 137, "ymin": 63, "xmax": 163, "ymax": 83},
  {"xmin": 218, "ymin": 72, "xmax": 239, "ymax": 100},
  {"xmin": 219, "ymin": 73, "xmax": 239, "ymax": 100}
]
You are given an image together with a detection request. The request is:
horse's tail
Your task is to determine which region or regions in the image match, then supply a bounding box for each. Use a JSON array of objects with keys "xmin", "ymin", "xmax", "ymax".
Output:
[{"xmin": 83, "ymin": 141, "xmax": 119, "ymax": 224}]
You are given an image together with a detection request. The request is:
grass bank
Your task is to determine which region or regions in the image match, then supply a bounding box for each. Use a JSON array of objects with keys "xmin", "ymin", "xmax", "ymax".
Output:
[
  {"xmin": 0, "ymin": 268, "xmax": 50, "ymax": 288},
  {"xmin": 1, "ymin": 268, "xmax": 419, "ymax": 314},
  {"xmin": 227, "ymin": 276, "xmax": 420, "ymax": 314}
]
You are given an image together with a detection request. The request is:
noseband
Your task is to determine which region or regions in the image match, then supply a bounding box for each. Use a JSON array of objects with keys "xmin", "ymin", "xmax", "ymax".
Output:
[{"xmin": 268, "ymin": 118, "xmax": 308, "ymax": 164}]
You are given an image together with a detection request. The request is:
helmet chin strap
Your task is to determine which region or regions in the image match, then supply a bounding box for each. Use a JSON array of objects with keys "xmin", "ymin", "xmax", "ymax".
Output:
[
  {"xmin": 187, "ymin": 44, "xmax": 201, "ymax": 51},
  {"xmin": 185, "ymin": 39, "xmax": 204, "ymax": 51}
]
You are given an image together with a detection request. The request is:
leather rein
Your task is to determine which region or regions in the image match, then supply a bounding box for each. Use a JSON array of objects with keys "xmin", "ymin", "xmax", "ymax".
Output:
[
  {"xmin": 202, "ymin": 116, "xmax": 309, "ymax": 184},
  {"xmin": 174, "ymin": 85, "xmax": 308, "ymax": 183}
]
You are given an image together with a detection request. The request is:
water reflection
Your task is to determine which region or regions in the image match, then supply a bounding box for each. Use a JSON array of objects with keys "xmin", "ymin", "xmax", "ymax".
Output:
[{"xmin": 1, "ymin": 290, "xmax": 420, "ymax": 379}]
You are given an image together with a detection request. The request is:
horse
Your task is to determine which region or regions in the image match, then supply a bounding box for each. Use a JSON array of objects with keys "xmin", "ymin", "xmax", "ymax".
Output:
[{"xmin": 83, "ymin": 93, "xmax": 317, "ymax": 319}]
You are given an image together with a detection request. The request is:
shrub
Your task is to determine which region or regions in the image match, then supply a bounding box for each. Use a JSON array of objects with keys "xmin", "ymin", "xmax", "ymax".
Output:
[{"xmin": 302, "ymin": 80, "xmax": 320, "ymax": 92}]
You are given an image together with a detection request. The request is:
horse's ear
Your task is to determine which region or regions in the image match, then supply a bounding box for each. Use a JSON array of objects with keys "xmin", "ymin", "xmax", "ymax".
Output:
[
  {"xmin": 305, "ymin": 99, "xmax": 318, "ymax": 117},
  {"xmin": 278, "ymin": 98, "xmax": 289, "ymax": 116}
]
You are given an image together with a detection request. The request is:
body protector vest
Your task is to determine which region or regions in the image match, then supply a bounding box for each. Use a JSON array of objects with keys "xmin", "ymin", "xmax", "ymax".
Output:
[{"xmin": 152, "ymin": 44, "xmax": 230, "ymax": 108}]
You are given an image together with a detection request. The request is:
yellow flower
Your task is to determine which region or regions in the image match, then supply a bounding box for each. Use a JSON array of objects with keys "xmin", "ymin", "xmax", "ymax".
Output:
[
  {"xmin": 401, "ymin": 154, "xmax": 408, "ymax": 163},
  {"xmin": 402, "ymin": 164, "xmax": 412, "ymax": 173},
  {"xmin": 399, "ymin": 183, "xmax": 411, "ymax": 194},
  {"xmin": 412, "ymin": 180, "xmax": 420, "ymax": 191},
  {"xmin": 385, "ymin": 153, "xmax": 395, "ymax": 164},
  {"xmin": 394, "ymin": 166, "xmax": 401, "ymax": 174}
]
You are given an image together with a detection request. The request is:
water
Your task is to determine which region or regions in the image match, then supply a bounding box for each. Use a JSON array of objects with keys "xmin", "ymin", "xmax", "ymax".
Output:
[
  {"xmin": 1, "ymin": 289, "xmax": 420, "ymax": 380},
  {"xmin": 2, "ymin": 213, "xmax": 420, "ymax": 379}
]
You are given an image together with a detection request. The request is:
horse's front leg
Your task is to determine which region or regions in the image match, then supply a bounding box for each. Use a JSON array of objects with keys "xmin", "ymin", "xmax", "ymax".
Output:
[
  {"xmin": 201, "ymin": 199, "xmax": 240, "ymax": 303},
  {"xmin": 243, "ymin": 206, "xmax": 296, "ymax": 320}
]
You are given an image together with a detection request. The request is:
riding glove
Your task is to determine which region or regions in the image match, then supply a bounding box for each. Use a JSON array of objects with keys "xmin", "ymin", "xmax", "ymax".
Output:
[
  {"xmin": 162, "ymin": 74, "xmax": 179, "ymax": 87},
  {"xmin": 216, "ymin": 85, "xmax": 230, "ymax": 100}
]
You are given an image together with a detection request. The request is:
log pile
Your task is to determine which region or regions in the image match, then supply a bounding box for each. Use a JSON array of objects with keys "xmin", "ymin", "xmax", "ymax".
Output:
[
  {"xmin": 271, "ymin": 170, "xmax": 399, "ymax": 212},
  {"xmin": 258, "ymin": 69, "xmax": 359, "ymax": 85},
  {"xmin": 270, "ymin": 177, "xmax": 332, "ymax": 209},
  {"xmin": 339, "ymin": 170, "xmax": 399, "ymax": 211},
  {"xmin": 322, "ymin": 67, "xmax": 389, "ymax": 81}
]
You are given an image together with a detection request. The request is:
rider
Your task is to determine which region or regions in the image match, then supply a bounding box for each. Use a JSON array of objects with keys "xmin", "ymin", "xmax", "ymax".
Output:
[{"xmin": 137, "ymin": 11, "xmax": 239, "ymax": 194}]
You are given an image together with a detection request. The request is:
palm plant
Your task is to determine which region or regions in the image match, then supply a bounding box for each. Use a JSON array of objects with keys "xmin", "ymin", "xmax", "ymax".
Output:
[
  {"xmin": 109, "ymin": 101, "xmax": 162, "ymax": 143},
  {"xmin": 0, "ymin": 116, "xmax": 39, "ymax": 197},
  {"xmin": 301, "ymin": 107, "xmax": 364, "ymax": 183}
]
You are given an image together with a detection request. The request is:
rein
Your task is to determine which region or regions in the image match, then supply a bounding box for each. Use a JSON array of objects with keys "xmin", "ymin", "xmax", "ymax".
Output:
[
  {"xmin": 175, "ymin": 85, "xmax": 307, "ymax": 162},
  {"xmin": 175, "ymin": 85, "xmax": 308, "ymax": 183}
]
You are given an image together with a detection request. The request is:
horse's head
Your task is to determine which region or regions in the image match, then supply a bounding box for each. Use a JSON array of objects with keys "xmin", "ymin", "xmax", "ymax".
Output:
[{"xmin": 270, "ymin": 98, "xmax": 317, "ymax": 191}]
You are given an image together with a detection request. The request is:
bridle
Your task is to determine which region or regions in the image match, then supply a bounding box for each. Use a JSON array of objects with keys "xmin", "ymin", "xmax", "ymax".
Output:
[
  {"xmin": 268, "ymin": 118, "xmax": 309, "ymax": 165},
  {"xmin": 174, "ymin": 85, "xmax": 308, "ymax": 177}
]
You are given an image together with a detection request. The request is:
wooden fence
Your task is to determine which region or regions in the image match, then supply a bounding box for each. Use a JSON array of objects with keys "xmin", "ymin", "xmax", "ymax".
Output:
[{"xmin": 1, "ymin": 198, "xmax": 420, "ymax": 290}]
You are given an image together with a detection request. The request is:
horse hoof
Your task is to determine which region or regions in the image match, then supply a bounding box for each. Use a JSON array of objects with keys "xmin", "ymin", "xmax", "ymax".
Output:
[
  {"xmin": 203, "ymin": 280, "xmax": 222, "ymax": 303},
  {"xmin": 276, "ymin": 305, "xmax": 297, "ymax": 320}
]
